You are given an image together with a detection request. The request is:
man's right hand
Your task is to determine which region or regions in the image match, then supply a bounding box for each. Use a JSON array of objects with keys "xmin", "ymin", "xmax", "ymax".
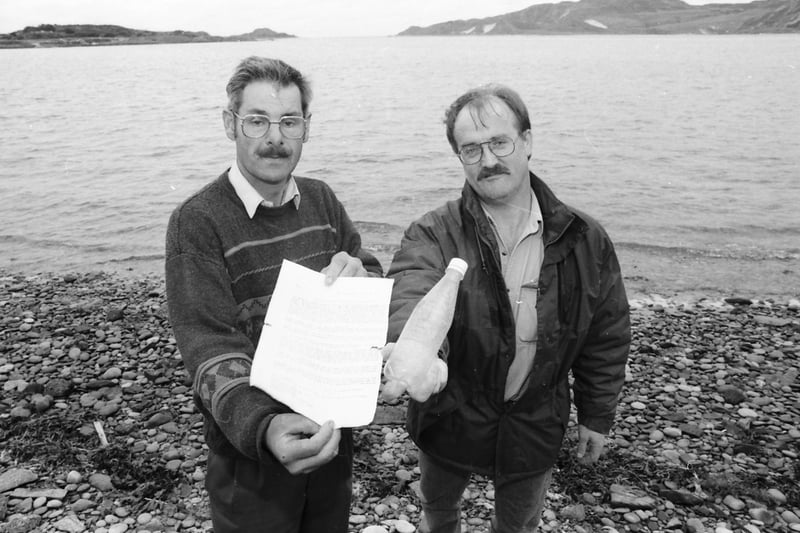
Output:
[
  {"xmin": 381, "ymin": 343, "xmax": 448, "ymax": 402},
  {"xmin": 265, "ymin": 413, "xmax": 341, "ymax": 475}
]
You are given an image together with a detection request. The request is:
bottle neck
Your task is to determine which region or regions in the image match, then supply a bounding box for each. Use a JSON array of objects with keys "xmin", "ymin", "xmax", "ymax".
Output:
[{"xmin": 444, "ymin": 268, "xmax": 464, "ymax": 282}]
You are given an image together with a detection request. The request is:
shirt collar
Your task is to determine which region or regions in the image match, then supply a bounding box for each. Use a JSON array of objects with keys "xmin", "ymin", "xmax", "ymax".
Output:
[
  {"xmin": 482, "ymin": 186, "xmax": 544, "ymax": 239},
  {"xmin": 228, "ymin": 160, "xmax": 301, "ymax": 219}
]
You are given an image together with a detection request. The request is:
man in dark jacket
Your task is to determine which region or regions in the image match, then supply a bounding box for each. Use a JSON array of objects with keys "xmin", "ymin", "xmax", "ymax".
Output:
[{"xmin": 384, "ymin": 84, "xmax": 631, "ymax": 533}]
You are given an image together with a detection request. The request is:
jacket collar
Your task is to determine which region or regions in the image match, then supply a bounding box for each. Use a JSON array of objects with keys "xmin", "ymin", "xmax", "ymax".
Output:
[{"xmin": 461, "ymin": 171, "xmax": 585, "ymax": 264}]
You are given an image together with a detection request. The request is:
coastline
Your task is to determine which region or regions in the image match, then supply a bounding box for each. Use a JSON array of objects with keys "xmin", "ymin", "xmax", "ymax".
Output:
[
  {"xmin": 1, "ymin": 269, "xmax": 799, "ymax": 532},
  {"xmin": 614, "ymin": 247, "xmax": 800, "ymax": 306},
  {"xmin": 1, "ymin": 243, "xmax": 798, "ymax": 309}
]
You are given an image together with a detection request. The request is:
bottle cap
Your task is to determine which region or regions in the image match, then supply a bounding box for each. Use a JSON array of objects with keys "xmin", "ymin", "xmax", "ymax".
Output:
[{"xmin": 446, "ymin": 258, "xmax": 468, "ymax": 277}]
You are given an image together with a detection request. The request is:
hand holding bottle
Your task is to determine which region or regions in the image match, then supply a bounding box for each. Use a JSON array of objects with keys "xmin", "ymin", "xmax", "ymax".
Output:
[
  {"xmin": 382, "ymin": 258, "xmax": 467, "ymax": 402},
  {"xmin": 381, "ymin": 344, "xmax": 448, "ymax": 402}
]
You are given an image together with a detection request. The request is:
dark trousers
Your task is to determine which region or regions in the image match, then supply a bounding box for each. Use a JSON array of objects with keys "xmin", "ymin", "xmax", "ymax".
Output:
[
  {"xmin": 205, "ymin": 445, "xmax": 352, "ymax": 533},
  {"xmin": 418, "ymin": 451, "xmax": 552, "ymax": 533}
]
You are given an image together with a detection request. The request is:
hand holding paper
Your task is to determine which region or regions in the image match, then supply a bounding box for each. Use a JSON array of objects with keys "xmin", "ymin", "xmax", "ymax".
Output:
[
  {"xmin": 321, "ymin": 250, "xmax": 369, "ymax": 283},
  {"xmin": 250, "ymin": 260, "xmax": 393, "ymax": 428},
  {"xmin": 265, "ymin": 414, "xmax": 341, "ymax": 475}
]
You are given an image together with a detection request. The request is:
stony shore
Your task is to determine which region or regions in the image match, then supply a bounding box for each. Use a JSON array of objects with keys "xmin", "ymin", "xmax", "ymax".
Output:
[{"xmin": 1, "ymin": 269, "xmax": 799, "ymax": 533}]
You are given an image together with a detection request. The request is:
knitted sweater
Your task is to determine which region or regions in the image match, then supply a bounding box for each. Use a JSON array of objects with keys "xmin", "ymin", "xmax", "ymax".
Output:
[{"xmin": 165, "ymin": 171, "xmax": 382, "ymax": 461}]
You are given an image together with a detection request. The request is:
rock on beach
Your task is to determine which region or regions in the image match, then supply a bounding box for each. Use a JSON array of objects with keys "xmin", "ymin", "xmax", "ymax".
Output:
[{"xmin": 1, "ymin": 270, "xmax": 799, "ymax": 533}]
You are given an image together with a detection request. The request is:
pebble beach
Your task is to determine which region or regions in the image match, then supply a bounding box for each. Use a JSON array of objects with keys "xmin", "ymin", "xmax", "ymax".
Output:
[{"xmin": 1, "ymin": 269, "xmax": 799, "ymax": 533}]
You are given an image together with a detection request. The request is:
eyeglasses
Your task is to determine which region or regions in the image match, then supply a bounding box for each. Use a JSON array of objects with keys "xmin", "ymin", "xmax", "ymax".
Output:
[
  {"xmin": 457, "ymin": 135, "xmax": 517, "ymax": 165},
  {"xmin": 232, "ymin": 112, "xmax": 307, "ymax": 139}
]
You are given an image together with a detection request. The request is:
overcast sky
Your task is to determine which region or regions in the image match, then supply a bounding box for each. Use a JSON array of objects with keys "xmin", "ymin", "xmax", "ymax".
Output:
[{"xmin": 0, "ymin": 0, "xmax": 760, "ymax": 38}]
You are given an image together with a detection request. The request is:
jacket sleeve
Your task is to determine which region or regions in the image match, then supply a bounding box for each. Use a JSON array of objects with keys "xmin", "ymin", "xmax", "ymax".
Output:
[
  {"xmin": 571, "ymin": 235, "xmax": 631, "ymax": 434},
  {"xmin": 165, "ymin": 205, "xmax": 288, "ymax": 462}
]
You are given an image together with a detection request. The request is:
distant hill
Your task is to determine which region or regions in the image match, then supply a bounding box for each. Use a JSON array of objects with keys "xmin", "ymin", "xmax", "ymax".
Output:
[
  {"xmin": 0, "ymin": 24, "xmax": 294, "ymax": 49},
  {"xmin": 398, "ymin": 0, "xmax": 800, "ymax": 35}
]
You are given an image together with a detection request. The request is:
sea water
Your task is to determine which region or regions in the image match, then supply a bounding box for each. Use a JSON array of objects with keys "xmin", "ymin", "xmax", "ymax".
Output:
[{"xmin": 0, "ymin": 35, "xmax": 798, "ymax": 296}]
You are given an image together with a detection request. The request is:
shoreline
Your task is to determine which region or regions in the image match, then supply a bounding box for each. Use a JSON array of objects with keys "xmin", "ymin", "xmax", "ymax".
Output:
[{"xmin": 2, "ymin": 240, "xmax": 798, "ymax": 308}]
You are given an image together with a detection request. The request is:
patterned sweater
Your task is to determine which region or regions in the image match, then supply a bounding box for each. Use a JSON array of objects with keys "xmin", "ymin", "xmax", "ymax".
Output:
[{"xmin": 165, "ymin": 171, "xmax": 382, "ymax": 461}]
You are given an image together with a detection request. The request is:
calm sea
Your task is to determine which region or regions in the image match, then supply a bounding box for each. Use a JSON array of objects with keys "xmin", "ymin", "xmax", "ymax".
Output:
[{"xmin": 1, "ymin": 36, "xmax": 798, "ymax": 297}]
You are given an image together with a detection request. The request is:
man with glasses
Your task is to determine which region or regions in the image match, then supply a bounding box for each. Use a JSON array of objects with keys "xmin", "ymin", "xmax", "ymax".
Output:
[
  {"xmin": 165, "ymin": 56, "xmax": 382, "ymax": 533},
  {"xmin": 383, "ymin": 84, "xmax": 630, "ymax": 532}
]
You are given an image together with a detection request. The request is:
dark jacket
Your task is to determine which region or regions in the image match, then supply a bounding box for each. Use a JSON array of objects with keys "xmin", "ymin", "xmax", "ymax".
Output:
[{"xmin": 387, "ymin": 172, "xmax": 630, "ymax": 478}]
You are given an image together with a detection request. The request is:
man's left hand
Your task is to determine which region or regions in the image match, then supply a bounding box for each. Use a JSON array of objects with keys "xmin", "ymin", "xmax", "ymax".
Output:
[
  {"xmin": 321, "ymin": 251, "xmax": 368, "ymax": 284},
  {"xmin": 576, "ymin": 424, "xmax": 606, "ymax": 464}
]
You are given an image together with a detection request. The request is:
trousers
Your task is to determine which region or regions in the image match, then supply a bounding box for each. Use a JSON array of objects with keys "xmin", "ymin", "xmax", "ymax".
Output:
[
  {"xmin": 205, "ymin": 447, "xmax": 352, "ymax": 533},
  {"xmin": 418, "ymin": 451, "xmax": 552, "ymax": 533}
]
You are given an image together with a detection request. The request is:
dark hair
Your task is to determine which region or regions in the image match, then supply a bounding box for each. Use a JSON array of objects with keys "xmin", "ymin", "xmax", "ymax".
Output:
[
  {"xmin": 226, "ymin": 56, "xmax": 312, "ymax": 116},
  {"xmin": 444, "ymin": 84, "xmax": 531, "ymax": 153}
]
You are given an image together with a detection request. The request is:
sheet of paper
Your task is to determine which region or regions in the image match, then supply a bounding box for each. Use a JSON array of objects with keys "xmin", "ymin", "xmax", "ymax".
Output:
[{"xmin": 250, "ymin": 259, "xmax": 393, "ymax": 428}]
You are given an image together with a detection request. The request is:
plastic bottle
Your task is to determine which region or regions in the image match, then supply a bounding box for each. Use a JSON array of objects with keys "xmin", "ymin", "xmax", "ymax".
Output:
[{"xmin": 383, "ymin": 258, "xmax": 468, "ymax": 402}]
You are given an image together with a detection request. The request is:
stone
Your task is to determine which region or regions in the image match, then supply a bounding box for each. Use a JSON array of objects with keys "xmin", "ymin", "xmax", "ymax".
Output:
[
  {"xmin": 9, "ymin": 406, "xmax": 31, "ymax": 418},
  {"xmin": 724, "ymin": 297, "xmax": 752, "ymax": 306},
  {"xmin": 53, "ymin": 514, "xmax": 85, "ymax": 532},
  {"xmin": 136, "ymin": 512, "xmax": 153, "ymax": 525},
  {"xmin": 722, "ymin": 495, "xmax": 745, "ymax": 511},
  {"xmin": 2, "ymin": 514, "xmax": 42, "ymax": 533},
  {"xmin": 44, "ymin": 378, "xmax": 72, "ymax": 397},
  {"xmin": 146, "ymin": 411, "xmax": 173, "ymax": 427},
  {"xmin": 0, "ymin": 469, "xmax": 37, "ymax": 493},
  {"xmin": 609, "ymin": 484, "xmax": 657, "ymax": 509},
  {"xmin": 560, "ymin": 504, "xmax": 586, "ymax": 521},
  {"xmin": 753, "ymin": 315, "xmax": 790, "ymax": 327},
  {"xmin": 100, "ymin": 367, "xmax": 122, "ymax": 380},
  {"xmin": 679, "ymin": 423, "xmax": 704, "ymax": 438},
  {"xmin": 10, "ymin": 488, "xmax": 67, "ymax": 500},
  {"xmin": 106, "ymin": 307, "xmax": 125, "ymax": 321},
  {"xmin": 718, "ymin": 385, "xmax": 747, "ymax": 404},
  {"xmin": 394, "ymin": 519, "xmax": 416, "ymax": 533},
  {"xmin": 659, "ymin": 488, "xmax": 704, "ymax": 506},
  {"xmin": 686, "ymin": 517, "xmax": 706, "ymax": 532},
  {"xmin": 749, "ymin": 507, "xmax": 778, "ymax": 525},
  {"xmin": 70, "ymin": 499, "xmax": 95, "ymax": 512},
  {"xmin": 623, "ymin": 512, "xmax": 641, "ymax": 524},
  {"xmin": 766, "ymin": 488, "xmax": 786, "ymax": 504},
  {"xmin": 88, "ymin": 473, "xmax": 114, "ymax": 492}
]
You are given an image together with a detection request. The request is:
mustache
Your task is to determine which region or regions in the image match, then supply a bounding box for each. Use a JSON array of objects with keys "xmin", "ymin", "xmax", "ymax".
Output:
[
  {"xmin": 257, "ymin": 146, "xmax": 292, "ymax": 158},
  {"xmin": 477, "ymin": 164, "xmax": 510, "ymax": 180}
]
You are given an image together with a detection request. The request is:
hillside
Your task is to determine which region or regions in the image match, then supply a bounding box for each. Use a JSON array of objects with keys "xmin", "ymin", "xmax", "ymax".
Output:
[
  {"xmin": 399, "ymin": 0, "xmax": 800, "ymax": 35},
  {"xmin": 0, "ymin": 24, "xmax": 294, "ymax": 49}
]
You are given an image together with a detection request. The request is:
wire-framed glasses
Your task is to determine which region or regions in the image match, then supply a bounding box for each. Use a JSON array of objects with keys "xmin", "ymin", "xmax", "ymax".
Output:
[
  {"xmin": 232, "ymin": 112, "xmax": 307, "ymax": 139},
  {"xmin": 457, "ymin": 135, "xmax": 517, "ymax": 165}
]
